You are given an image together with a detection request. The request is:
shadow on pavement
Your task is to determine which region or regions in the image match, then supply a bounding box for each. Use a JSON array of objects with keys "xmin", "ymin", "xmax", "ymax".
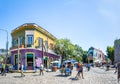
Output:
[
  {"xmin": 13, "ymin": 76, "xmax": 23, "ymax": 78},
  {"xmin": 69, "ymin": 77, "xmax": 79, "ymax": 81},
  {"xmin": 55, "ymin": 74, "xmax": 68, "ymax": 77},
  {"xmin": 32, "ymin": 74, "xmax": 41, "ymax": 76}
]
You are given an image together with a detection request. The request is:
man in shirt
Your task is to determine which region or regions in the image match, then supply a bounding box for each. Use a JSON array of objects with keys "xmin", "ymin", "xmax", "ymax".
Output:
[{"xmin": 40, "ymin": 63, "xmax": 44, "ymax": 75}]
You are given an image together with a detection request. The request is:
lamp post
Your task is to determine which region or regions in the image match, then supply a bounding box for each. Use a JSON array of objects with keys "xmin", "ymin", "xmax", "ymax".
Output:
[{"xmin": 0, "ymin": 29, "xmax": 8, "ymax": 63}]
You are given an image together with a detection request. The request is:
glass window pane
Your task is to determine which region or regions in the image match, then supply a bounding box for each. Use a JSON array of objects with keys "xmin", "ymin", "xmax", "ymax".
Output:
[
  {"xmin": 20, "ymin": 37, "xmax": 23, "ymax": 45},
  {"xmin": 27, "ymin": 35, "xmax": 33, "ymax": 45},
  {"xmin": 38, "ymin": 38, "xmax": 43, "ymax": 48}
]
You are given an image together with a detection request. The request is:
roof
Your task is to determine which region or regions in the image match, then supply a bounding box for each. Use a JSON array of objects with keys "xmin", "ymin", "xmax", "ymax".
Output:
[
  {"xmin": 89, "ymin": 46, "xmax": 105, "ymax": 55},
  {"xmin": 11, "ymin": 23, "xmax": 57, "ymax": 40}
]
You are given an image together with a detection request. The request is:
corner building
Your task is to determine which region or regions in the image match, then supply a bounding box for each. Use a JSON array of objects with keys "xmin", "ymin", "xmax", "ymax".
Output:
[{"xmin": 10, "ymin": 23, "xmax": 61, "ymax": 71}]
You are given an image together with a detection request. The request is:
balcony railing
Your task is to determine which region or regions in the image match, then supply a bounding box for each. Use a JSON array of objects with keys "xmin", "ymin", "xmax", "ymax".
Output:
[
  {"xmin": 10, "ymin": 44, "xmax": 26, "ymax": 50},
  {"xmin": 10, "ymin": 44, "xmax": 55, "ymax": 53}
]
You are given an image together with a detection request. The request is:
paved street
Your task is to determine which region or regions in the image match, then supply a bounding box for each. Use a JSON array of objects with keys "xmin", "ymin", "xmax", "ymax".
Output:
[{"xmin": 0, "ymin": 67, "xmax": 119, "ymax": 84}]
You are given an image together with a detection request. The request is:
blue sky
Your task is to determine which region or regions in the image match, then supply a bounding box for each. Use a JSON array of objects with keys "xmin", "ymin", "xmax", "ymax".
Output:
[{"xmin": 0, "ymin": 0, "xmax": 120, "ymax": 54}]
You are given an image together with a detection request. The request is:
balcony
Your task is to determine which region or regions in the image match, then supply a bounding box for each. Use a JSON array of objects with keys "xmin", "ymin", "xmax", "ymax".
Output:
[
  {"xmin": 10, "ymin": 44, "xmax": 26, "ymax": 50},
  {"xmin": 10, "ymin": 44, "xmax": 36, "ymax": 50}
]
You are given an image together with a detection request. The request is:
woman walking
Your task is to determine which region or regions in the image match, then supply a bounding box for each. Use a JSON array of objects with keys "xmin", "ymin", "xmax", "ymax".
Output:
[{"xmin": 75, "ymin": 62, "xmax": 84, "ymax": 79}]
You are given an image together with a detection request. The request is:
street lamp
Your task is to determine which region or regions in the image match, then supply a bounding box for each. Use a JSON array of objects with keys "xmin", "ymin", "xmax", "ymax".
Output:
[{"xmin": 0, "ymin": 29, "xmax": 8, "ymax": 63}]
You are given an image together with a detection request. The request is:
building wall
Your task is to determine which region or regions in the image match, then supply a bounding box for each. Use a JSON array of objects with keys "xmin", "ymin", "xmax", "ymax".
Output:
[
  {"xmin": 87, "ymin": 47, "xmax": 105, "ymax": 63},
  {"xmin": 114, "ymin": 39, "xmax": 120, "ymax": 63},
  {"xmin": 34, "ymin": 30, "xmax": 55, "ymax": 49},
  {"xmin": 11, "ymin": 24, "xmax": 55, "ymax": 50},
  {"xmin": 11, "ymin": 49, "xmax": 60, "ymax": 70},
  {"xmin": 10, "ymin": 23, "xmax": 60, "ymax": 70},
  {"xmin": 12, "ymin": 30, "xmax": 25, "ymax": 46}
]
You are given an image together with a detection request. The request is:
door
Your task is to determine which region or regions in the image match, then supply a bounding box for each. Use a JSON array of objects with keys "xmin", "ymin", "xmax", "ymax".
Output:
[{"xmin": 26, "ymin": 53, "xmax": 34, "ymax": 70}]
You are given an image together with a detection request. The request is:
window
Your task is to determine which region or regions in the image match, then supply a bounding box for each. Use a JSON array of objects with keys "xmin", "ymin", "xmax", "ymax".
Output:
[
  {"xmin": 27, "ymin": 35, "xmax": 33, "ymax": 45},
  {"xmin": 20, "ymin": 37, "xmax": 24, "ymax": 45},
  {"xmin": 50, "ymin": 43, "xmax": 53, "ymax": 50},
  {"xmin": 45, "ymin": 40, "xmax": 48, "ymax": 51},
  {"xmin": 14, "ymin": 55, "xmax": 18, "ymax": 66},
  {"xmin": 13, "ymin": 39, "xmax": 18, "ymax": 47},
  {"xmin": 99, "ymin": 54, "xmax": 101, "ymax": 58},
  {"xmin": 38, "ymin": 37, "xmax": 43, "ymax": 48}
]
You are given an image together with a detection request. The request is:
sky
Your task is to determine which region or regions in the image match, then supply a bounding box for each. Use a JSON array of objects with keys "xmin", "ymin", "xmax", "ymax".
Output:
[{"xmin": 0, "ymin": 0, "xmax": 120, "ymax": 54}]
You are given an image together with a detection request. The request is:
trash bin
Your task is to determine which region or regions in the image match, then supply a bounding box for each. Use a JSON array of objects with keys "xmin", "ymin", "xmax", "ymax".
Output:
[{"xmin": 52, "ymin": 66, "xmax": 57, "ymax": 72}]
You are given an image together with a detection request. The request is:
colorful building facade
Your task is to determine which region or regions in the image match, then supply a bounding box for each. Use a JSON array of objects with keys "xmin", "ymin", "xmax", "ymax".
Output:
[
  {"xmin": 10, "ymin": 23, "xmax": 61, "ymax": 71},
  {"xmin": 87, "ymin": 47, "xmax": 105, "ymax": 63}
]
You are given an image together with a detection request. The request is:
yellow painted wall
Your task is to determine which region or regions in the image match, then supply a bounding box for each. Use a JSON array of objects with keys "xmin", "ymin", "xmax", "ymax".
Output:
[
  {"xmin": 34, "ymin": 30, "xmax": 55, "ymax": 49},
  {"xmin": 12, "ymin": 30, "xmax": 25, "ymax": 46},
  {"xmin": 11, "ymin": 25, "xmax": 56, "ymax": 49}
]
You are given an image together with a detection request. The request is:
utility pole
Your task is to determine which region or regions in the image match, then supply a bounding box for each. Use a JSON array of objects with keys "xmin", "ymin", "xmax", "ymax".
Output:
[
  {"xmin": 47, "ymin": 38, "xmax": 49, "ymax": 69},
  {"xmin": 18, "ymin": 38, "xmax": 20, "ymax": 71},
  {"xmin": 42, "ymin": 39, "xmax": 44, "ymax": 65}
]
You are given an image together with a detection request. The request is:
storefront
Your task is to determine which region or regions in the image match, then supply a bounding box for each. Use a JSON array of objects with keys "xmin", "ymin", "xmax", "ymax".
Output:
[{"xmin": 11, "ymin": 48, "xmax": 61, "ymax": 71}]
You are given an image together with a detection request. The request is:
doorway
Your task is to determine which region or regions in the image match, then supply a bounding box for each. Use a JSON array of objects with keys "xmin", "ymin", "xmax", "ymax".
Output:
[
  {"xmin": 43, "ymin": 56, "xmax": 48, "ymax": 68},
  {"xmin": 26, "ymin": 53, "xmax": 34, "ymax": 70}
]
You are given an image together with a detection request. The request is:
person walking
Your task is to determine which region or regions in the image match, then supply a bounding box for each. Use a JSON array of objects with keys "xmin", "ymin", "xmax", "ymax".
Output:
[
  {"xmin": 106, "ymin": 63, "xmax": 110, "ymax": 71},
  {"xmin": 40, "ymin": 63, "xmax": 44, "ymax": 75},
  {"xmin": 114, "ymin": 63, "xmax": 118, "ymax": 74},
  {"xmin": 75, "ymin": 62, "xmax": 84, "ymax": 79},
  {"xmin": 21, "ymin": 63, "xmax": 25, "ymax": 77},
  {"xmin": 87, "ymin": 63, "xmax": 91, "ymax": 71},
  {"xmin": 1, "ymin": 62, "xmax": 6, "ymax": 76},
  {"xmin": 9, "ymin": 64, "xmax": 13, "ymax": 72},
  {"xmin": 0, "ymin": 63, "xmax": 2, "ymax": 74}
]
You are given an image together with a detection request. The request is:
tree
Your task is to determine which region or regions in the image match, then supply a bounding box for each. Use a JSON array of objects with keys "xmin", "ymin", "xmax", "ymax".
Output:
[
  {"xmin": 74, "ymin": 44, "xmax": 83, "ymax": 62},
  {"xmin": 54, "ymin": 38, "xmax": 75, "ymax": 61},
  {"xmin": 54, "ymin": 39, "xmax": 84, "ymax": 62},
  {"xmin": 0, "ymin": 55, "xmax": 5, "ymax": 62},
  {"xmin": 106, "ymin": 46, "xmax": 114, "ymax": 64}
]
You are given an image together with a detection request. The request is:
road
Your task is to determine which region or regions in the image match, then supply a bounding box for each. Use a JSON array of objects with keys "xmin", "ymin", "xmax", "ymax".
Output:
[{"xmin": 0, "ymin": 67, "xmax": 119, "ymax": 84}]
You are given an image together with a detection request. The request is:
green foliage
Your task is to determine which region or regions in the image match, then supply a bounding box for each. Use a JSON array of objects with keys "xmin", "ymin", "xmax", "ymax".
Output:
[
  {"xmin": 75, "ymin": 56, "xmax": 82, "ymax": 62},
  {"xmin": 54, "ymin": 38, "xmax": 85, "ymax": 62},
  {"xmin": 106, "ymin": 46, "xmax": 114, "ymax": 63},
  {"xmin": 54, "ymin": 38, "xmax": 74, "ymax": 60},
  {"xmin": 0, "ymin": 55, "xmax": 5, "ymax": 62}
]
